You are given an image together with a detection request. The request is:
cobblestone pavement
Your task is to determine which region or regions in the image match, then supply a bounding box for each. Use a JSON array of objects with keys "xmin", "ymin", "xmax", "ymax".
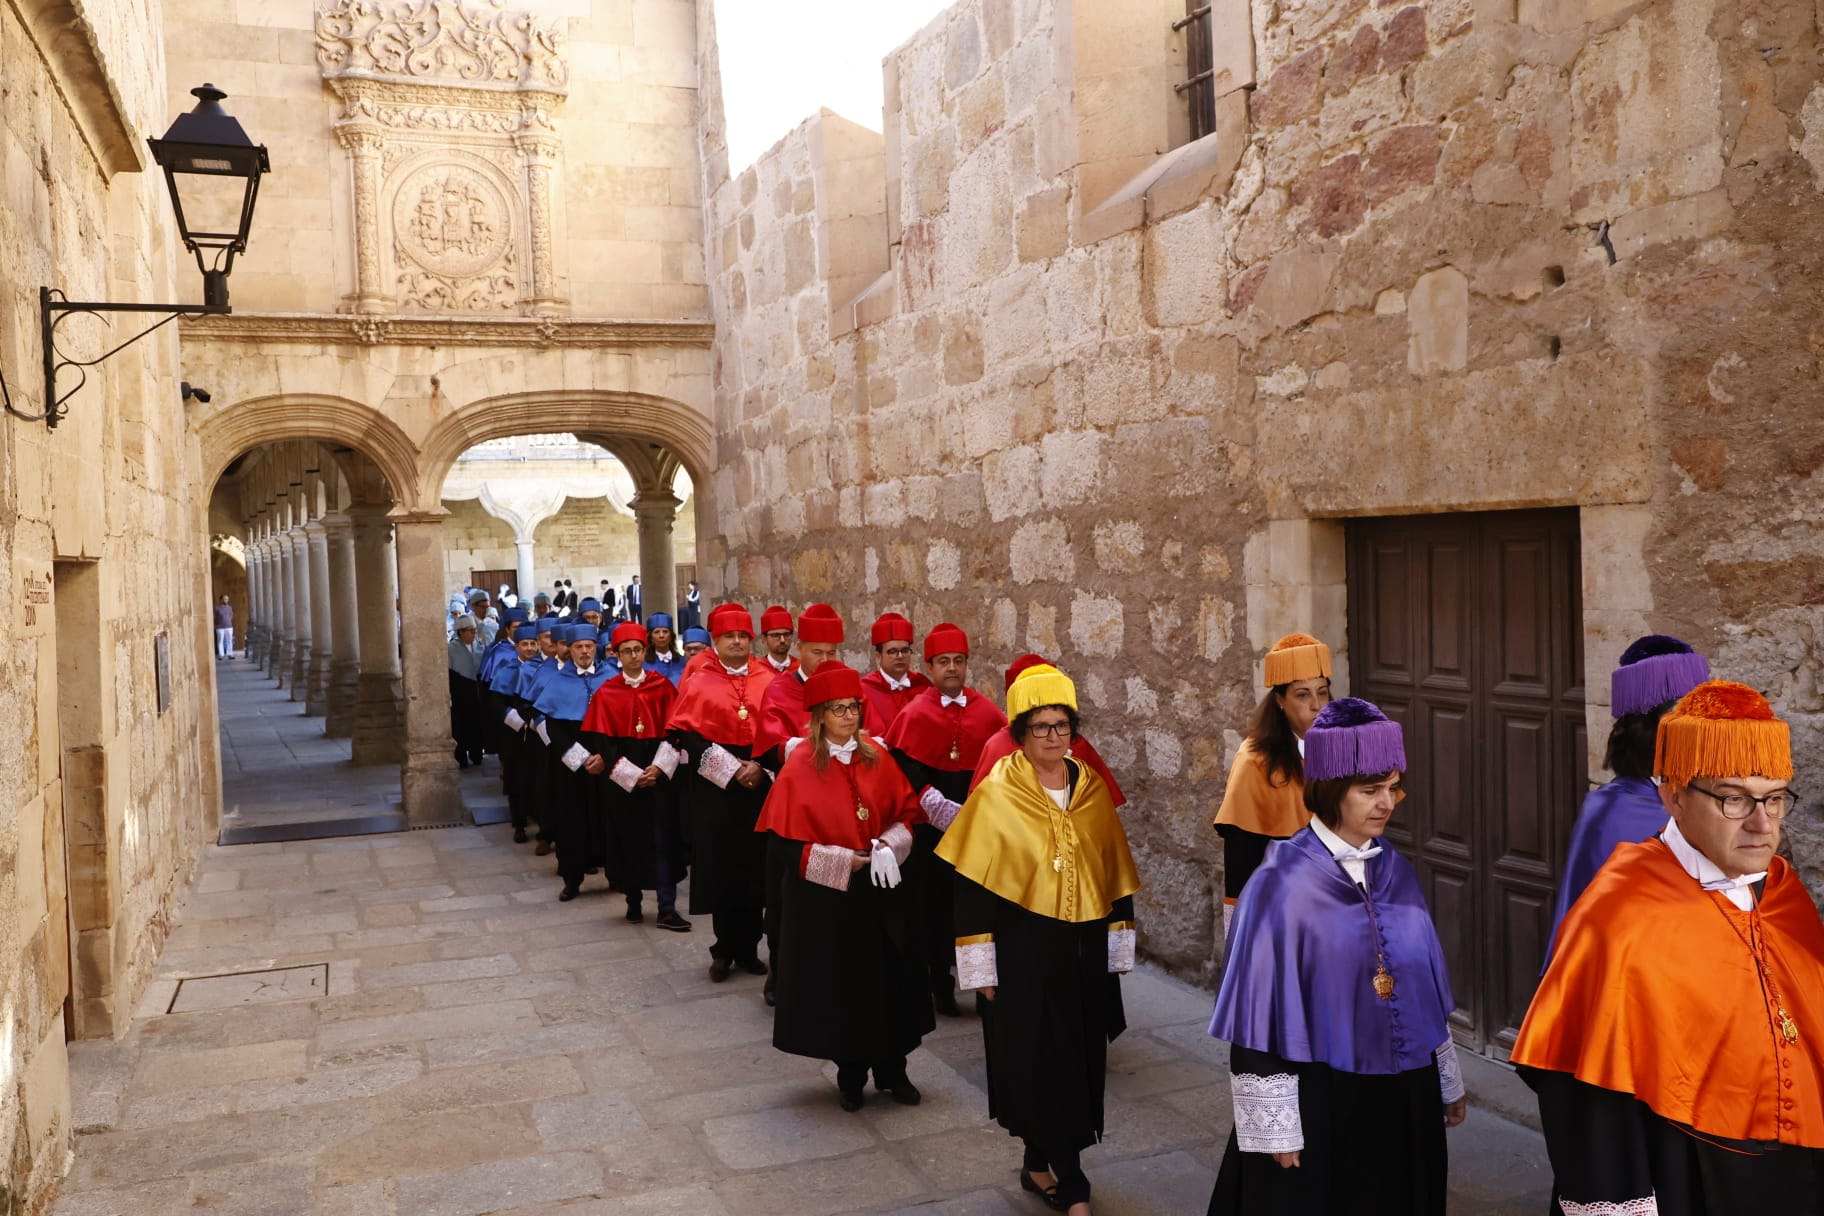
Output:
[{"xmin": 56, "ymin": 672, "xmax": 1555, "ymax": 1215}]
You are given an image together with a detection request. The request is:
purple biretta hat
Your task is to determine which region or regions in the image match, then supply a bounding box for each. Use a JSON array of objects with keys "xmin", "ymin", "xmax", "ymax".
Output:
[
  {"xmin": 1303, "ymin": 697, "xmax": 1407, "ymax": 781},
  {"xmin": 1611, "ymin": 635, "xmax": 1709, "ymax": 718}
]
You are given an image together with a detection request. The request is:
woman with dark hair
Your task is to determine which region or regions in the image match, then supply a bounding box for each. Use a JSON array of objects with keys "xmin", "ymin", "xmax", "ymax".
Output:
[
  {"xmin": 1212, "ymin": 633, "xmax": 1333, "ymax": 937},
  {"xmin": 1208, "ymin": 697, "xmax": 1464, "ymax": 1216},
  {"xmin": 940, "ymin": 664, "xmax": 1141, "ymax": 1216},
  {"xmin": 753, "ymin": 661, "xmax": 930, "ymax": 1111},
  {"xmin": 1545, "ymin": 635, "xmax": 1709, "ymax": 955}
]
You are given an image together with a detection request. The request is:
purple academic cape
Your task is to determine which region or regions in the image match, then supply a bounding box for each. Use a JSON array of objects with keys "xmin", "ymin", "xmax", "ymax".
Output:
[
  {"xmin": 1209, "ymin": 827, "xmax": 1454, "ymax": 1075},
  {"xmin": 1545, "ymin": 776, "xmax": 1665, "ymax": 961}
]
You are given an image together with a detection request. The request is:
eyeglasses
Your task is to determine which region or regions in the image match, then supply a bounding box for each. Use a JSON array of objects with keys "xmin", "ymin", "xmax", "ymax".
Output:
[
  {"xmin": 764, "ymin": 630, "xmax": 793, "ymax": 641},
  {"xmin": 1685, "ymin": 781, "xmax": 1797, "ymax": 820},
  {"xmin": 825, "ymin": 702, "xmax": 863, "ymax": 718},
  {"xmin": 1027, "ymin": 722, "xmax": 1072, "ymax": 739},
  {"xmin": 882, "ymin": 646, "xmax": 913, "ymax": 659}
]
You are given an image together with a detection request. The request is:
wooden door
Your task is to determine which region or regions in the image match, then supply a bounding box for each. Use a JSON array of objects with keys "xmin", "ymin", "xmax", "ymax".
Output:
[
  {"xmin": 1346, "ymin": 509, "xmax": 1586, "ymax": 1056},
  {"xmin": 470, "ymin": 569, "xmax": 517, "ymax": 600}
]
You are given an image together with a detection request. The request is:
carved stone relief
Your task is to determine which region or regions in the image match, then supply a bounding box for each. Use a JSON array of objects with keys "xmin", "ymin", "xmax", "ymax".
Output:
[{"xmin": 316, "ymin": 0, "xmax": 568, "ymax": 317}]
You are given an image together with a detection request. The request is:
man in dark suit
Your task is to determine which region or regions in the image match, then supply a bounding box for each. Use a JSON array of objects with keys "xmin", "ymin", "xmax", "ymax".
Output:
[{"xmin": 625, "ymin": 575, "xmax": 643, "ymax": 624}]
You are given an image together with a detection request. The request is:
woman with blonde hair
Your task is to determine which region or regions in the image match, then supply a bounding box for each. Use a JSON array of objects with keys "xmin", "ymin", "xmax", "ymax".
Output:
[
  {"xmin": 754, "ymin": 661, "xmax": 930, "ymax": 1111},
  {"xmin": 1212, "ymin": 633, "xmax": 1333, "ymax": 936}
]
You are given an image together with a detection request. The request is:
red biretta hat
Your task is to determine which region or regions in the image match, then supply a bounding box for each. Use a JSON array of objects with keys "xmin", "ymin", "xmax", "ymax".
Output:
[
  {"xmin": 871, "ymin": 612, "xmax": 914, "ymax": 647},
  {"xmin": 802, "ymin": 660, "xmax": 864, "ymax": 708},
  {"xmin": 1003, "ymin": 653, "xmax": 1050, "ymax": 691},
  {"xmin": 798, "ymin": 603, "xmax": 844, "ymax": 644},
  {"xmin": 924, "ymin": 622, "xmax": 969, "ymax": 661},
  {"xmin": 707, "ymin": 603, "xmax": 755, "ymax": 638},
  {"xmin": 609, "ymin": 622, "xmax": 647, "ymax": 651},
  {"xmin": 760, "ymin": 605, "xmax": 794, "ymax": 633}
]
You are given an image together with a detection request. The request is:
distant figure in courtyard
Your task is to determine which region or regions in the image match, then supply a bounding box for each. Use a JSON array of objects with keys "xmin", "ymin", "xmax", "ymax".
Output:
[
  {"xmin": 1212, "ymin": 633, "xmax": 1333, "ymax": 939},
  {"xmin": 214, "ymin": 595, "xmax": 234, "ymax": 658},
  {"xmin": 447, "ymin": 614, "xmax": 485, "ymax": 768},
  {"xmin": 1208, "ymin": 698, "xmax": 1463, "ymax": 1216},
  {"xmin": 681, "ymin": 579, "xmax": 702, "ymax": 630},
  {"xmin": 1515, "ymin": 681, "xmax": 1824, "ymax": 1212},
  {"xmin": 756, "ymin": 660, "xmax": 930, "ymax": 1112},
  {"xmin": 626, "ymin": 574, "xmax": 643, "ymax": 624}
]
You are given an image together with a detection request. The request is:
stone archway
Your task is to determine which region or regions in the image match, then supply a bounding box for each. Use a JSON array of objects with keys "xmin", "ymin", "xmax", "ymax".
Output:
[{"xmin": 195, "ymin": 393, "xmax": 420, "ymax": 510}]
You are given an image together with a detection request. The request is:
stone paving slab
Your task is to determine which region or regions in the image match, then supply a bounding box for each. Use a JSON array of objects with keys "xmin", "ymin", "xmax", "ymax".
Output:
[{"xmin": 56, "ymin": 809, "xmax": 1556, "ymax": 1215}]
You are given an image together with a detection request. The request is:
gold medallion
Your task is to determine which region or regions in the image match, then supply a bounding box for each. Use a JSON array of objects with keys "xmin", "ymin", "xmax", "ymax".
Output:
[
  {"xmin": 856, "ymin": 804, "xmax": 870, "ymax": 822},
  {"xmin": 737, "ymin": 705, "xmax": 749, "ymax": 721},
  {"xmin": 635, "ymin": 720, "xmax": 645, "ymax": 734},
  {"xmin": 1373, "ymin": 964, "xmax": 1395, "ymax": 1001},
  {"xmin": 949, "ymin": 745, "xmax": 960, "ymax": 761},
  {"xmin": 1781, "ymin": 1007, "xmax": 1801, "ymax": 1044},
  {"xmin": 1052, "ymin": 856, "xmax": 1065, "ymax": 872}
]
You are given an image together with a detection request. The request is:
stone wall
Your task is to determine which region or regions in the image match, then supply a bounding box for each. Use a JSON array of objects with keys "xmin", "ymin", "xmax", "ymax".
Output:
[
  {"xmin": 0, "ymin": 0, "xmax": 215, "ymax": 1207},
  {"xmin": 698, "ymin": 0, "xmax": 1824, "ymax": 979}
]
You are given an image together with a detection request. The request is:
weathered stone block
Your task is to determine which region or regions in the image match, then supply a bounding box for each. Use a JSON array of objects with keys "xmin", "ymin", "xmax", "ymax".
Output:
[
  {"xmin": 1009, "ymin": 518, "xmax": 1074, "ymax": 585},
  {"xmin": 1407, "ymin": 265, "xmax": 1469, "ymax": 376}
]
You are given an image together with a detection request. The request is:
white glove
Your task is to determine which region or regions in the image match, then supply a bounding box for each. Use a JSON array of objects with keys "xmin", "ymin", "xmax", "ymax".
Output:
[
  {"xmin": 503, "ymin": 708, "xmax": 526, "ymax": 732},
  {"xmin": 869, "ymin": 838, "xmax": 902, "ymax": 889}
]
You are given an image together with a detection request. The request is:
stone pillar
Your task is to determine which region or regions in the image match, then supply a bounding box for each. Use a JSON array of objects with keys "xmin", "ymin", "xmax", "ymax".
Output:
[
  {"xmin": 392, "ymin": 510, "xmax": 463, "ymax": 825},
  {"xmin": 349, "ymin": 505, "xmax": 404, "ymax": 765},
  {"xmin": 252, "ymin": 542, "xmax": 271, "ymax": 663},
  {"xmin": 289, "ymin": 528, "xmax": 313, "ymax": 701},
  {"xmin": 631, "ymin": 491, "xmax": 681, "ymax": 628},
  {"xmin": 514, "ymin": 537, "xmax": 536, "ymax": 604},
  {"xmin": 306, "ymin": 521, "xmax": 334, "ymax": 716},
  {"xmin": 324, "ymin": 514, "xmax": 362, "ymax": 738},
  {"xmin": 337, "ymin": 127, "xmax": 393, "ymax": 314},
  {"xmin": 516, "ymin": 122, "xmax": 563, "ymax": 315},
  {"xmin": 244, "ymin": 544, "xmax": 263, "ymax": 664},
  {"xmin": 260, "ymin": 539, "xmax": 280, "ymax": 674},
  {"xmin": 275, "ymin": 530, "xmax": 298, "ymax": 687}
]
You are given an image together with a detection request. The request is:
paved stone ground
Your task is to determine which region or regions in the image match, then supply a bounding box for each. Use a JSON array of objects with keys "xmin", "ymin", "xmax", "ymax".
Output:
[{"xmin": 56, "ymin": 666, "xmax": 1555, "ymax": 1215}]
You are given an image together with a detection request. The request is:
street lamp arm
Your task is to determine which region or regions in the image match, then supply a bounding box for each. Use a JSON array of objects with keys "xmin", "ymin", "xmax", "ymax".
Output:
[{"xmin": 36, "ymin": 287, "xmax": 230, "ymax": 429}]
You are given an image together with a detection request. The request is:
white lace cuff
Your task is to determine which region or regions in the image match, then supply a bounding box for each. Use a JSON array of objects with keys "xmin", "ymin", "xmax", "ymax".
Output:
[
  {"xmin": 535, "ymin": 719, "xmax": 550, "ymax": 745},
  {"xmin": 804, "ymin": 843, "xmax": 853, "ymax": 890},
  {"xmin": 955, "ymin": 940, "xmax": 997, "ymax": 990},
  {"xmin": 1232, "ymin": 1072, "xmax": 1303, "ymax": 1154},
  {"xmin": 503, "ymin": 708, "xmax": 526, "ymax": 731},
  {"xmin": 1108, "ymin": 926, "xmax": 1136, "ymax": 974},
  {"xmin": 1557, "ymin": 1198, "xmax": 1659, "ymax": 1215},
  {"xmin": 784, "ymin": 735, "xmax": 805, "ymax": 759},
  {"xmin": 653, "ymin": 740, "xmax": 681, "ymax": 777},
  {"xmin": 880, "ymin": 821, "xmax": 913, "ymax": 865},
  {"xmin": 560, "ymin": 742, "xmax": 590, "ymax": 772},
  {"xmin": 610, "ymin": 756, "xmax": 643, "ymax": 792},
  {"xmin": 698, "ymin": 743, "xmax": 740, "ymax": 788},
  {"xmin": 1436, "ymin": 1038, "xmax": 1464, "ymax": 1104},
  {"xmin": 919, "ymin": 785, "xmax": 962, "ymax": 831}
]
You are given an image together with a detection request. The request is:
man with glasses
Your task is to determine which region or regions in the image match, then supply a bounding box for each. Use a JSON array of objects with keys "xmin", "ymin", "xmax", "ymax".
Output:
[
  {"xmin": 759, "ymin": 605, "xmax": 799, "ymax": 675},
  {"xmin": 861, "ymin": 613, "xmax": 931, "ymax": 729},
  {"xmin": 1514, "ymin": 679, "xmax": 1824, "ymax": 1210}
]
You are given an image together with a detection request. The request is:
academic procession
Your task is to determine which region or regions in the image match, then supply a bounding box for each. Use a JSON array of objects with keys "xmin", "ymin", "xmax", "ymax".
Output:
[{"xmin": 426, "ymin": 594, "xmax": 1824, "ymax": 1215}]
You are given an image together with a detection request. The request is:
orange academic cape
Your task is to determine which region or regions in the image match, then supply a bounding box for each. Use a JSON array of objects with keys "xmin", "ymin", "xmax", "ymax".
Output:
[
  {"xmin": 1210, "ymin": 739, "xmax": 1308, "ymax": 836},
  {"xmin": 1512, "ymin": 838, "xmax": 1824, "ymax": 1147}
]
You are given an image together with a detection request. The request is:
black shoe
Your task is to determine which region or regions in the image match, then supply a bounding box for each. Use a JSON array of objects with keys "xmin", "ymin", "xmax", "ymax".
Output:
[
  {"xmin": 709, "ymin": 958, "xmax": 734, "ymax": 983},
  {"xmin": 933, "ymin": 990, "xmax": 962, "ymax": 1018},
  {"xmin": 558, "ymin": 884, "xmax": 580, "ymax": 902},
  {"xmin": 654, "ymin": 912, "xmax": 692, "ymax": 932},
  {"xmin": 513, "ymin": 828, "xmax": 529, "ymax": 843},
  {"xmin": 885, "ymin": 1079, "xmax": 921, "ymax": 1106},
  {"xmin": 625, "ymin": 901, "xmax": 644, "ymax": 924},
  {"xmin": 738, "ymin": 957, "xmax": 768, "ymax": 977},
  {"xmin": 837, "ymin": 1086, "xmax": 864, "ymax": 1113},
  {"xmin": 763, "ymin": 987, "xmax": 777, "ymax": 1008},
  {"xmin": 534, "ymin": 839, "xmax": 553, "ymax": 856},
  {"xmin": 1019, "ymin": 1169, "xmax": 1067, "ymax": 1212}
]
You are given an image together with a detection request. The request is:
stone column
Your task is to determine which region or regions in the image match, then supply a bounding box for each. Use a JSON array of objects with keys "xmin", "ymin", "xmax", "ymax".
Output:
[
  {"xmin": 259, "ymin": 539, "xmax": 279, "ymax": 673},
  {"xmin": 275, "ymin": 530, "xmax": 298, "ymax": 687},
  {"xmin": 253, "ymin": 542, "xmax": 271, "ymax": 663},
  {"xmin": 631, "ymin": 490, "xmax": 681, "ymax": 628},
  {"xmin": 289, "ymin": 528, "xmax": 313, "ymax": 701},
  {"xmin": 349, "ymin": 505, "xmax": 404, "ymax": 764},
  {"xmin": 514, "ymin": 537, "xmax": 537, "ymax": 604},
  {"xmin": 243, "ymin": 544, "xmax": 263, "ymax": 664},
  {"xmin": 323, "ymin": 514, "xmax": 362, "ymax": 738},
  {"xmin": 306, "ymin": 520, "xmax": 333, "ymax": 716},
  {"xmin": 516, "ymin": 122, "xmax": 563, "ymax": 315},
  {"xmin": 337, "ymin": 126, "xmax": 393, "ymax": 314},
  {"xmin": 392, "ymin": 510, "xmax": 463, "ymax": 825}
]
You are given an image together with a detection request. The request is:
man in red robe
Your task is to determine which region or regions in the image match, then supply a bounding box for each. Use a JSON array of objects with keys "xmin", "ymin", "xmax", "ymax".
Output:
[
  {"xmin": 579, "ymin": 622, "xmax": 683, "ymax": 928},
  {"xmin": 758, "ymin": 605, "xmax": 800, "ymax": 676},
  {"xmin": 667, "ymin": 604, "xmax": 778, "ymax": 982},
  {"xmin": 970, "ymin": 654, "xmax": 1126, "ymax": 807},
  {"xmin": 1514, "ymin": 680, "xmax": 1824, "ymax": 1210},
  {"xmin": 884, "ymin": 623, "xmax": 1007, "ymax": 1016},
  {"xmin": 860, "ymin": 612, "xmax": 931, "ymax": 727}
]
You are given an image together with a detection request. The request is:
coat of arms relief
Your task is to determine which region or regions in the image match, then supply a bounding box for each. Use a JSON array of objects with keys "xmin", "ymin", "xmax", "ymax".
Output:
[{"xmin": 315, "ymin": 0, "xmax": 569, "ymax": 316}]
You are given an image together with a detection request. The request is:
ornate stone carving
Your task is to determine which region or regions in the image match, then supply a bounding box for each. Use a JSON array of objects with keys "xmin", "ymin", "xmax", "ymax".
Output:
[
  {"xmin": 181, "ymin": 313, "xmax": 715, "ymax": 349},
  {"xmin": 315, "ymin": 0, "xmax": 569, "ymax": 92},
  {"xmin": 392, "ymin": 163, "xmax": 517, "ymax": 310}
]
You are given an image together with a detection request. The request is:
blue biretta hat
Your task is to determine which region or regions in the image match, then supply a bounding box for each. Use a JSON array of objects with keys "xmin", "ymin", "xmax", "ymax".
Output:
[
  {"xmin": 503, "ymin": 606, "xmax": 530, "ymax": 626},
  {"xmin": 579, "ymin": 597, "xmax": 601, "ymax": 614},
  {"xmin": 682, "ymin": 627, "xmax": 711, "ymax": 646},
  {"xmin": 646, "ymin": 612, "xmax": 673, "ymax": 630},
  {"xmin": 513, "ymin": 625, "xmax": 537, "ymax": 642}
]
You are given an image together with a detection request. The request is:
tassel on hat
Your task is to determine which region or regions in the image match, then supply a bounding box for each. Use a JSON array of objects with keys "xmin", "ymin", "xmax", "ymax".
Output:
[
  {"xmin": 1263, "ymin": 632, "xmax": 1332, "ymax": 688},
  {"xmin": 1654, "ymin": 680, "xmax": 1793, "ymax": 785}
]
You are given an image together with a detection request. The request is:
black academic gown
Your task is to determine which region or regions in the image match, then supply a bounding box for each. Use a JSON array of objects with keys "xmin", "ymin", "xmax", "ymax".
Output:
[
  {"xmin": 545, "ymin": 713, "xmax": 606, "ymax": 886},
  {"xmin": 891, "ymin": 750, "xmax": 971, "ymax": 996},
  {"xmin": 448, "ymin": 670, "xmax": 485, "ymax": 760},
  {"xmin": 672, "ymin": 731, "xmax": 769, "ymax": 919},
  {"xmin": 578, "ymin": 733, "xmax": 664, "ymax": 894}
]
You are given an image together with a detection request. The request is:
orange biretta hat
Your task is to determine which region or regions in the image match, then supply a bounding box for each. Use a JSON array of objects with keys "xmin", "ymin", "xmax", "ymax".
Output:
[
  {"xmin": 1654, "ymin": 680, "xmax": 1793, "ymax": 785},
  {"xmin": 1262, "ymin": 633, "xmax": 1332, "ymax": 688}
]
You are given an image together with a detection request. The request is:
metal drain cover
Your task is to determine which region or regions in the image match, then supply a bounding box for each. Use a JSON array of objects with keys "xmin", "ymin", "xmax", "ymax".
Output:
[{"xmin": 169, "ymin": 963, "xmax": 328, "ymax": 1013}]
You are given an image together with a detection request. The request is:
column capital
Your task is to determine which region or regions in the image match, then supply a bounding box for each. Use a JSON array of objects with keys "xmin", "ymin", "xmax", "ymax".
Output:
[
  {"xmin": 388, "ymin": 507, "xmax": 450, "ymax": 527},
  {"xmin": 629, "ymin": 491, "xmax": 683, "ymax": 517},
  {"xmin": 320, "ymin": 511, "xmax": 354, "ymax": 537}
]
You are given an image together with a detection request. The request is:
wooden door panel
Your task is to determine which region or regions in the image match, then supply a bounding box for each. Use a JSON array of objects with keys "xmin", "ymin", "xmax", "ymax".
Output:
[
  {"xmin": 1362, "ymin": 542, "xmax": 1415, "ymax": 686},
  {"xmin": 1490, "ymin": 884, "xmax": 1554, "ymax": 1052},
  {"xmin": 1427, "ymin": 867, "xmax": 1476, "ymax": 1037},
  {"xmin": 1424, "ymin": 702, "xmax": 1475, "ymax": 852},
  {"xmin": 1425, "ymin": 541, "xmax": 1471, "ymax": 683},
  {"xmin": 1493, "ymin": 710, "xmax": 1550, "ymax": 864}
]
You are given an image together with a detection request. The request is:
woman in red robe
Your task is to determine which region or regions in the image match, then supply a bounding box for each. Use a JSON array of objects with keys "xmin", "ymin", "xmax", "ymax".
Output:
[{"xmin": 754, "ymin": 661, "xmax": 933, "ymax": 1112}]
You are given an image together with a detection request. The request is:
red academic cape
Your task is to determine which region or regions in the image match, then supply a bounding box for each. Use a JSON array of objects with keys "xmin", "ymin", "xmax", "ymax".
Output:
[
  {"xmin": 860, "ymin": 668, "xmax": 932, "ymax": 727},
  {"xmin": 679, "ymin": 649, "xmax": 718, "ymax": 686},
  {"xmin": 969, "ymin": 727, "xmax": 1126, "ymax": 807},
  {"xmin": 754, "ymin": 744, "xmax": 922, "ymax": 873},
  {"xmin": 1513, "ymin": 839, "xmax": 1824, "ymax": 1147},
  {"xmin": 668, "ymin": 660, "xmax": 776, "ymax": 748},
  {"xmin": 752, "ymin": 669, "xmax": 888, "ymax": 760},
  {"xmin": 580, "ymin": 670, "xmax": 677, "ymax": 741},
  {"xmin": 882, "ymin": 685, "xmax": 1007, "ymax": 782}
]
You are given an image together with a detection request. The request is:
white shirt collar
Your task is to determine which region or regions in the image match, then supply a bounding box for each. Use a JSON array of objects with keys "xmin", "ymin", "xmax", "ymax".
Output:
[
  {"xmin": 878, "ymin": 669, "xmax": 910, "ymax": 691},
  {"xmin": 941, "ymin": 692, "xmax": 967, "ymax": 708},
  {"xmin": 1662, "ymin": 817, "xmax": 1761, "ymax": 910},
  {"xmin": 1309, "ymin": 816, "xmax": 1382, "ymax": 884},
  {"xmin": 766, "ymin": 654, "xmax": 793, "ymax": 671},
  {"xmin": 621, "ymin": 670, "xmax": 646, "ymax": 687},
  {"xmin": 720, "ymin": 660, "xmax": 751, "ymax": 677},
  {"xmin": 652, "ymin": 650, "xmax": 676, "ymax": 662},
  {"xmin": 574, "ymin": 666, "xmax": 596, "ymax": 677},
  {"xmin": 829, "ymin": 739, "xmax": 858, "ymax": 765}
]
